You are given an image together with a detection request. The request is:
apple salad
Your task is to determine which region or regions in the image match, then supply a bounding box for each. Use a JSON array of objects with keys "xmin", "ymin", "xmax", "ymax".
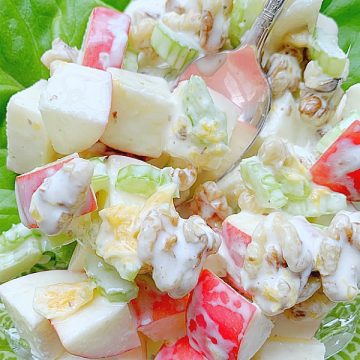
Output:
[{"xmin": 1, "ymin": 0, "xmax": 360, "ymax": 360}]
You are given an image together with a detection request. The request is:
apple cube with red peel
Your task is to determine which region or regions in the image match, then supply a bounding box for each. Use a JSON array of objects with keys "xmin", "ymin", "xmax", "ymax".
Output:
[
  {"xmin": 80, "ymin": 7, "xmax": 130, "ymax": 70},
  {"xmin": 311, "ymin": 120, "xmax": 360, "ymax": 201},
  {"xmin": 52, "ymin": 295, "xmax": 140, "ymax": 359},
  {"xmin": 220, "ymin": 212, "xmax": 264, "ymax": 294},
  {"xmin": 155, "ymin": 336, "xmax": 206, "ymax": 360},
  {"xmin": 186, "ymin": 270, "xmax": 273, "ymax": 360},
  {"xmin": 222, "ymin": 212, "xmax": 265, "ymax": 268},
  {"xmin": 0, "ymin": 270, "xmax": 87, "ymax": 360},
  {"xmin": 15, "ymin": 154, "xmax": 97, "ymax": 228},
  {"xmin": 131, "ymin": 275, "xmax": 188, "ymax": 342}
]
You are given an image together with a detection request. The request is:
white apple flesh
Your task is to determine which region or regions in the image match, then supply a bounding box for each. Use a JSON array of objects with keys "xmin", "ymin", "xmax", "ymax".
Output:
[
  {"xmin": 40, "ymin": 62, "xmax": 112, "ymax": 154},
  {"xmin": 101, "ymin": 69, "xmax": 174, "ymax": 158},
  {"xmin": 51, "ymin": 295, "xmax": 140, "ymax": 359},
  {"xmin": 0, "ymin": 270, "xmax": 87, "ymax": 360},
  {"xmin": 6, "ymin": 80, "xmax": 57, "ymax": 174}
]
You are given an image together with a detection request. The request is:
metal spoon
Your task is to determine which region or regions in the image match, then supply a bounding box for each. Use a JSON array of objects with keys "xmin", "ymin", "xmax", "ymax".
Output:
[{"xmin": 174, "ymin": 0, "xmax": 286, "ymax": 179}]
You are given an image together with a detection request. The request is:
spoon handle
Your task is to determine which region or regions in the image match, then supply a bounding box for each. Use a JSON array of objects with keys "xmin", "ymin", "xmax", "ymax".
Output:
[{"xmin": 242, "ymin": 0, "xmax": 286, "ymax": 52}]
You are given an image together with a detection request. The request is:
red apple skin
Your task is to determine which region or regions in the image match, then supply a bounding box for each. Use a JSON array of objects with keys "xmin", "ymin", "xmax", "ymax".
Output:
[
  {"xmin": 155, "ymin": 336, "xmax": 206, "ymax": 360},
  {"xmin": 81, "ymin": 7, "xmax": 131, "ymax": 70},
  {"xmin": 130, "ymin": 275, "xmax": 188, "ymax": 341},
  {"xmin": 221, "ymin": 220, "xmax": 254, "ymax": 298},
  {"xmin": 15, "ymin": 154, "xmax": 97, "ymax": 228},
  {"xmin": 222, "ymin": 220, "xmax": 252, "ymax": 268},
  {"xmin": 186, "ymin": 270, "xmax": 258, "ymax": 360},
  {"xmin": 310, "ymin": 120, "xmax": 360, "ymax": 201}
]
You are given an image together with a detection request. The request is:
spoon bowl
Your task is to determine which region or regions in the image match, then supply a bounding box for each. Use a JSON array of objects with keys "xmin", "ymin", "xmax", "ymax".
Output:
[{"xmin": 174, "ymin": 0, "xmax": 286, "ymax": 178}]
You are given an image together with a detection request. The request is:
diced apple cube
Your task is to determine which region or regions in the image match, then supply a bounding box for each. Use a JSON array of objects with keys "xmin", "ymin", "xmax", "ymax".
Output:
[
  {"xmin": 0, "ymin": 270, "xmax": 87, "ymax": 360},
  {"xmin": 187, "ymin": 270, "xmax": 273, "ymax": 360},
  {"xmin": 220, "ymin": 212, "xmax": 264, "ymax": 293},
  {"xmin": 155, "ymin": 336, "xmax": 206, "ymax": 360},
  {"xmin": 131, "ymin": 275, "xmax": 188, "ymax": 342},
  {"xmin": 6, "ymin": 80, "xmax": 57, "ymax": 174},
  {"xmin": 222, "ymin": 212, "xmax": 264, "ymax": 268},
  {"xmin": 101, "ymin": 69, "xmax": 174, "ymax": 158},
  {"xmin": 40, "ymin": 62, "xmax": 112, "ymax": 154},
  {"xmin": 252, "ymin": 337, "xmax": 325, "ymax": 360},
  {"xmin": 15, "ymin": 154, "xmax": 97, "ymax": 228},
  {"xmin": 80, "ymin": 7, "xmax": 130, "ymax": 70},
  {"xmin": 51, "ymin": 295, "xmax": 140, "ymax": 358}
]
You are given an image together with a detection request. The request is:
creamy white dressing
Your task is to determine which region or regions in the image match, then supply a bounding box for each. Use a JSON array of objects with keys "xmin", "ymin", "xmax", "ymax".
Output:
[
  {"xmin": 41, "ymin": 38, "xmax": 79, "ymax": 69},
  {"xmin": 322, "ymin": 211, "xmax": 360, "ymax": 301},
  {"xmin": 137, "ymin": 195, "xmax": 220, "ymax": 298},
  {"xmin": 29, "ymin": 158, "xmax": 94, "ymax": 235}
]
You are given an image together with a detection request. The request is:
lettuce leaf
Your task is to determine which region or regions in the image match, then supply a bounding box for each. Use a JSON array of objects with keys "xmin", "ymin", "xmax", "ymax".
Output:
[{"xmin": 321, "ymin": 0, "xmax": 360, "ymax": 89}]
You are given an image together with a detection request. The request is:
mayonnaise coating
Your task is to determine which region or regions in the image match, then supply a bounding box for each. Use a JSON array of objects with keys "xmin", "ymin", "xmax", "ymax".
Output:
[
  {"xmin": 137, "ymin": 187, "xmax": 221, "ymax": 298},
  {"xmin": 29, "ymin": 158, "xmax": 94, "ymax": 235}
]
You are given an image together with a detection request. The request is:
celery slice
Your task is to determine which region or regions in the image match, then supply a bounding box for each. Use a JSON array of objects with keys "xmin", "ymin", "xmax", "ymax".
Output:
[
  {"xmin": 277, "ymin": 167, "xmax": 312, "ymax": 201},
  {"xmin": 85, "ymin": 252, "xmax": 138, "ymax": 303},
  {"xmin": 229, "ymin": 0, "xmax": 265, "ymax": 48},
  {"xmin": 116, "ymin": 164, "xmax": 174, "ymax": 198},
  {"xmin": 0, "ymin": 224, "xmax": 44, "ymax": 283},
  {"xmin": 309, "ymin": 25, "xmax": 347, "ymax": 78},
  {"xmin": 284, "ymin": 187, "xmax": 347, "ymax": 217},
  {"xmin": 316, "ymin": 113, "xmax": 360, "ymax": 154},
  {"xmin": 151, "ymin": 21, "xmax": 199, "ymax": 70},
  {"xmin": 122, "ymin": 49, "xmax": 138, "ymax": 72},
  {"xmin": 240, "ymin": 157, "xmax": 288, "ymax": 209},
  {"xmin": 183, "ymin": 75, "xmax": 228, "ymax": 145}
]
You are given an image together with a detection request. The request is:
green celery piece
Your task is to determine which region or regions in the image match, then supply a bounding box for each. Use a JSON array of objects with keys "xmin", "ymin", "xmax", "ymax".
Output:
[
  {"xmin": 122, "ymin": 49, "xmax": 139, "ymax": 72},
  {"xmin": 183, "ymin": 75, "xmax": 228, "ymax": 145},
  {"xmin": 320, "ymin": 1, "xmax": 360, "ymax": 90},
  {"xmin": 0, "ymin": 224, "xmax": 40, "ymax": 253},
  {"xmin": 0, "ymin": 238, "xmax": 41, "ymax": 284},
  {"xmin": 116, "ymin": 165, "xmax": 174, "ymax": 198},
  {"xmin": 316, "ymin": 113, "xmax": 360, "ymax": 154},
  {"xmin": 85, "ymin": 252, "xmax": 138, "ymax": 303},
  {"xmin": 0, "ymin": 224, "xmax": 43, "ymax": 283},
  {"xmin": 151, "ymin": 22, "xmax": 199, "ymax": 70},
  {"xmin": 284, "ymin": 188, "xmax": 347, "ymax": 217},
  {"xmin": 229, "ymin": 0, "xmax": 265, "ymax": 48},
  {"xmin": 309, "ymin": 26, "xmax": 348, "ymax": 78},
  {"xmin": 276, "ymin": 167, "xmax": 312, "ymax": 201},
  {"xmin": 240, "ymin": 157, "xmax": 288, "ymax": 209}
]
